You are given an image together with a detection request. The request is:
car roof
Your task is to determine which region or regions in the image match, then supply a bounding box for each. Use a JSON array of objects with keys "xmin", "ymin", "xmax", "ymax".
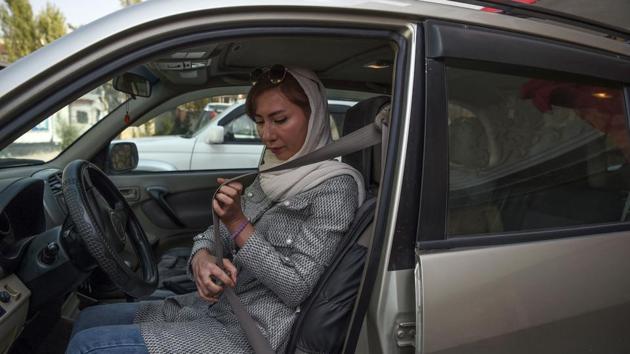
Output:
[
  {"xmin": 457, "ymin": 0, "xmax": 630, "ymax": 35},
  {"xmin": 1, "ymin": 0, "xmax": 628, "ymax": 99}
]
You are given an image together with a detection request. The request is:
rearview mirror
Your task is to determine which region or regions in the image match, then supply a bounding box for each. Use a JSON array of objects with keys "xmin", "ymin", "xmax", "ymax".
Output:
[
  {"xmin": 113, "ymin": 72, "xmax": 151, "ymax": 98},
  {"xmin": 205, "ymin": 126, "xmax": 225, "ymax": 144},
  {"xmin": 107, "ymin": 142, "xmax": 139, "ymax": 173}
]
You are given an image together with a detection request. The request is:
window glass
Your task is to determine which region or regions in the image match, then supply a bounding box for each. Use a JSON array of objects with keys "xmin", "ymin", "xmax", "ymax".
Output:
[
  {"xmin": 224, "ymin": 114, "xmax": 259, "ymax": 142},
  {"xmin": 115, "ymin": 96, "xmax": 264, "ymax": 172},
  {"xmin": 447, "ymin": 64, "xmax": 628, "ymax": 236},
  {"xmin": 115, "ymin": 98, "xmax": 356, "ymax": 172},
  {"xmin": 0, "ymin": 81, "xmax": 126, "ymax": 167}
]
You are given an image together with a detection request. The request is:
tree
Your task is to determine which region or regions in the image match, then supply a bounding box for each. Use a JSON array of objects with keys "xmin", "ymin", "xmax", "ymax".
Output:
[
  {"xmin": 0, "ymin": 0, "xmax": 38, "ymax": 62},
  {"xmin": 36, "ymin": 3, "xmax": 66, "ymax": 46},
  {"xmin": 0, "ymin": 0, "xmax": 67, "ymax": 62},
  {"xmin": 56, "ymin": 118, "xmax": 80, "ymax": 150},
  {"xmin": 119, "ymin": 0, "xmax": 142, "ymax": 7}
]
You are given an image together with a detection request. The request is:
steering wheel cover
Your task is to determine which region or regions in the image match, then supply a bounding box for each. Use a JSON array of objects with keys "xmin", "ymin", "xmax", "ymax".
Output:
[{"xmin": 62, "ymin": 160, "xmax": 158, "ymax": 298}]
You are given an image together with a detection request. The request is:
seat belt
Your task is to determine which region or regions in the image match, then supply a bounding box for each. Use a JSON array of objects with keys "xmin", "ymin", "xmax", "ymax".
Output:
[{"xmin": 210, "ymin": 118, "xmax": 385, "ymax": 354}]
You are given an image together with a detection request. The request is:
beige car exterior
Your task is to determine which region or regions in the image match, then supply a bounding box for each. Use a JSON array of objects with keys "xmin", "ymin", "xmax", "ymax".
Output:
[{"xmin": 0, "ymin": 1, "xmax": 628, "ymax": 353}]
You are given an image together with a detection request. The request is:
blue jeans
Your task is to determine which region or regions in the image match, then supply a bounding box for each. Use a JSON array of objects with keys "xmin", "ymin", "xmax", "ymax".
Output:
[{"xmin": 66, "ymin": 302, "xmax": 149, "ymax": 354}]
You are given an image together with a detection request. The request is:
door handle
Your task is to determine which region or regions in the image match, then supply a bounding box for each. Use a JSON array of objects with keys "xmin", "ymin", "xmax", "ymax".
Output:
[
  {"xmin": 146, "ymin": 187, "xmax": 186, "ymax": 227},
  {"xmin": 118, "ymin": 187, "xmax": 140, "ymax": 201}
]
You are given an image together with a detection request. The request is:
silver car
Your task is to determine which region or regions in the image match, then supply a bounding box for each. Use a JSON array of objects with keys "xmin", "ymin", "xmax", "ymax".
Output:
[{"xmin": 0, "ymin": 0, "xmax": 628, "ymax": 353}]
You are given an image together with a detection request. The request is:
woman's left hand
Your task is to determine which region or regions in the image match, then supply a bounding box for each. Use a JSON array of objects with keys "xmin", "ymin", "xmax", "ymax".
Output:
[{"xmin": 213, "ymin": 178, "xmax": 246, "ymax": 228}]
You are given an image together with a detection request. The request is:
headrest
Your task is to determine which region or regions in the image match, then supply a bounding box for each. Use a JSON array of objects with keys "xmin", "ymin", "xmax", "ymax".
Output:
[{"xmin": 342, "ymin": 96, "xmax": 391, "ymax": 187}]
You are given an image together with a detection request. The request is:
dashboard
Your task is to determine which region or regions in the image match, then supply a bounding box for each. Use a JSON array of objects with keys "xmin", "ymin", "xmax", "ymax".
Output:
[
  {"xmin": 0, "ymin": 211, "xmax": 16, "ymax": 254},
  {"xmin": 0, "ymin": 176, "xmax": 46, "ymax": 353},
  {"xmin": 0, "ymin": 169, "xmax": 91, "ymax": 352},
  {"xmin": 0, "ymin": 177, "xmax": 46, "ymax": 274}
]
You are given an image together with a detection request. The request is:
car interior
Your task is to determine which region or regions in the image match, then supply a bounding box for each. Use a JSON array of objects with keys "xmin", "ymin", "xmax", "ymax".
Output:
[{"xmin": 0, "ymin": 33, "xmax": 397, "ymax": 353}]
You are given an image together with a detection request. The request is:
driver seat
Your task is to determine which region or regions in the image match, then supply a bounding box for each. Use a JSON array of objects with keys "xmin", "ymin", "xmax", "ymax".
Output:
[{"xmin": 285, "ymin": 95, "xmax": 389, "ymax": 353}]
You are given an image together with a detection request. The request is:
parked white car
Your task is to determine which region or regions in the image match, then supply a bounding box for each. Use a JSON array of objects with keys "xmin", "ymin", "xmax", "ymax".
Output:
[{"xmin": 123, "ymin": 100, "xmax": 356, "ymax": 171}]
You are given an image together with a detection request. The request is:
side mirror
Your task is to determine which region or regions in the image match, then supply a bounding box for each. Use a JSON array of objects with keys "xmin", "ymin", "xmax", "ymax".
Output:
[
  {"xmin": 107, "ymin": 142, "xmax": 139, "ymax": 173},
  {"xmin": 205, "ymin": 126, "xmax": 225, "ymax": 144},
  {"xmin": 113, "ymin": 72, "xmax": 151, "ymax": 98}
]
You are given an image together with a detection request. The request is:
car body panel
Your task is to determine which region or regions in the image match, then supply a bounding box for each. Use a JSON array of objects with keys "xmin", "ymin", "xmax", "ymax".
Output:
[
  {"xmin": 190, "ymin": 143, "xmax": 264, "ymax": 171},
  {"xmin": 414, "ymin": 14, "xmax": 630, "ymax": 354},
  {"xmin": 125, "ymin": 136, "xmax": 196, "ymax": 171},
  {"xmin": 1, "ymin": 0, "xmax": 628, "ymax": 103},
  {"xmin": 419, "ymin": 231, "xmax": 630, "ymax": 353},
  {"xmin": 352, "ymin": 22, "xmax": 418, "ymax": 354},
  {"xmin": 0, "ymin": 1, "xmax": 627, "ymax": 353}
]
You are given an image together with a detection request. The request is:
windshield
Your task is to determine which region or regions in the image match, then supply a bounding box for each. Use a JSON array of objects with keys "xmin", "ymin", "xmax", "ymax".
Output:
[{"xmin": 0, "ymin": 81, "xmax": 127, "ymax": 168}]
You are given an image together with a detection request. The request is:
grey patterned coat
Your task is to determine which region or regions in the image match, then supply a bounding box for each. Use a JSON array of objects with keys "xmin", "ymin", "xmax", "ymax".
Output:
[{"xmin": 134, "ymin": 175, "xmax": 358, "ymax": 354}]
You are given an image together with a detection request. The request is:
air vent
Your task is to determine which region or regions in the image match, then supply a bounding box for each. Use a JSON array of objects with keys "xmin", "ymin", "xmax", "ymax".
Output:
[{"xmin": 47, "ymin": 172, "xmax": 63, "ymax": 197}]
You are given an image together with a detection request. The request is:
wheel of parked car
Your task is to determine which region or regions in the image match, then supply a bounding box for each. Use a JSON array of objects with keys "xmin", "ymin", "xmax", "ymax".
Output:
[{"xmin": 62, "ymin": 160, "xmax": 158, "ymax": 298}]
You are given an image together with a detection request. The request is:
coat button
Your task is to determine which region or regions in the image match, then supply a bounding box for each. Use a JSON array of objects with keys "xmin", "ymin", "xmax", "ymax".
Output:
[
  {"xmin": 285, "ymin": 238, "xmax": 293, "ymax": 245},
  {"xmin": 246, "ymin": 192, "xmax": 253, "ymax": 198},
  {"xmin": 283, "ymin": 201, "xmax": 290, "ymax": 206}
]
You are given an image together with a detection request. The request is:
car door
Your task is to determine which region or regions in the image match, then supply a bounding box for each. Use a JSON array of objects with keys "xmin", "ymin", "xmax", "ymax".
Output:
[
  {"xmin": 109, "ymin": 94, "xmax": 261, "ymax": 252},
  {"xmin": 416, "ymin": 21, "xmax": 630, "ymax": 353}
]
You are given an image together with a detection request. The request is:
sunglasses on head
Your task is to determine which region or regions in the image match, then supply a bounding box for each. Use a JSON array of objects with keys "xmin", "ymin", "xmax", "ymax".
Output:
[{"xmin": 250, "ymin": 64, "xmax": 287, "ymax": 86}]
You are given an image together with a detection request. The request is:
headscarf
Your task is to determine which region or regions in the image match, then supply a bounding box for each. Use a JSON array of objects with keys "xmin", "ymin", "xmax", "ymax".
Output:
[{"xmin": 257, "ymin": 67, "xmax": 366, "ymax": 205}]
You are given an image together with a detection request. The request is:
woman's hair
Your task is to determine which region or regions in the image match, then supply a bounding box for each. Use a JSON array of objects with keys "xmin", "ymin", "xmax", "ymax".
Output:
[{"xmin": 246, "ymin": 72, "xmax": 311, "ymax": 119}]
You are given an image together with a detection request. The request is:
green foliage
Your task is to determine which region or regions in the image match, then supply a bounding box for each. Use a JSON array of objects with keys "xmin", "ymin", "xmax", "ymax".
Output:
[
  {"xmin": 182, "ymin": 98, "xmax": 210, "ymax": 112},
  {"xmin": 36, "ymin": 3, "xmax": 66, "ymax": 46},
  {"xmin": 96, "ymin": 81, "xmax": 128, "ymax": 113},
  {"xmin": 0, "ymin": 0, "xmax": 38, "ymax": 62},
  {"xmin": 119, "ymin": 0, "xmax": 142, "ymax": 7},
  {"xmin": 0, "ymin": 0, "xmax": 66, "ymax": 62},
  {"xmin": 56, "ymin": 118, "xmax": 80, "ymax": 150},
  {"xmin": 153, "ymin": 112, "xmax": 175, "ymax": 135}
]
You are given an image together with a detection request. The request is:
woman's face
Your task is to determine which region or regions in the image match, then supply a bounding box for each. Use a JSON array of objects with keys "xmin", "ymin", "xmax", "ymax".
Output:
[{"xmin": 254, "ymin": 88, "xmax": 309, "ymax": 161}]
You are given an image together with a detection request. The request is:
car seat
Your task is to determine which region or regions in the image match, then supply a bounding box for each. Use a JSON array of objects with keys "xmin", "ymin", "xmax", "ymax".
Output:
[{"xmin": 285, "ymin": 95, "xmax": 390, "ymax": 354}]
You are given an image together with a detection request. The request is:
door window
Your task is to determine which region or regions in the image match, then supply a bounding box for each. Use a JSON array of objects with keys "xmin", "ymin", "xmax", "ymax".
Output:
[
  {"xmin": 114, "ymin": 96, "xmax": 256, "ymax": 172},
  {"xmin": 0, "ymin": 81, "xmax": 126, "ymax": 165},
  {"xmin": 223, "ymin": 114, "xmax": 260, "ymax": 143},
  {"xmin": 117, "ymin": 97, "xmax": 231, "ymax": 139},
  {"xmin": 115, "ymin": 98, "xmax": 355, "ymax": 172},
  {"xmin": 220, "ymin": 108, "xmax": 349, "ymax": 143},
  {"xmin": 447, "ymin": 63, "xmax": 629, "ymax": 236}
]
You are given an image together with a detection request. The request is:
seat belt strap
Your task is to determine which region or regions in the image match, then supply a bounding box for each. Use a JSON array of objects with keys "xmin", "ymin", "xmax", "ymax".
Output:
[{"xmin": 210, "ymin": 120, "xmax": 383, "ymax": 354}]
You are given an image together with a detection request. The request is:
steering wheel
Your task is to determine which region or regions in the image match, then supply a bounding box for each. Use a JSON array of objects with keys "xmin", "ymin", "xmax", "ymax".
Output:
[{"xmin": 62, "ymin": 160, "xmax": 158, "ymax": 298}]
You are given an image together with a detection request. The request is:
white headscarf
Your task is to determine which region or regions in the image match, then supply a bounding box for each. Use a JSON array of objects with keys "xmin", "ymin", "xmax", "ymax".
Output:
[{"xmin": 258, "ymin": 67, "xmax": 366, "ymax": 205}]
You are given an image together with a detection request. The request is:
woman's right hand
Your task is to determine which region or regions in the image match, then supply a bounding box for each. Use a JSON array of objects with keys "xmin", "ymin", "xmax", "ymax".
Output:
[{"xmin": 191, "ymin": 249, "xmax": 238, "ymax": 303}]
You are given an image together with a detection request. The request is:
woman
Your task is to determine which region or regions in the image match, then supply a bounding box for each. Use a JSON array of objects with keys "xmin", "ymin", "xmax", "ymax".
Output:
[{"xmin": 67, "ymin": 66, "xmax": 365, "ymax": 354}]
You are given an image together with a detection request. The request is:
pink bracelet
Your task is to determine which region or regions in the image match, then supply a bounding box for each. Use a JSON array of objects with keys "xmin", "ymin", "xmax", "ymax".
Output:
[{"xmin": 230, "ymin": 220, "xmax": 249, "ymax": 241}]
